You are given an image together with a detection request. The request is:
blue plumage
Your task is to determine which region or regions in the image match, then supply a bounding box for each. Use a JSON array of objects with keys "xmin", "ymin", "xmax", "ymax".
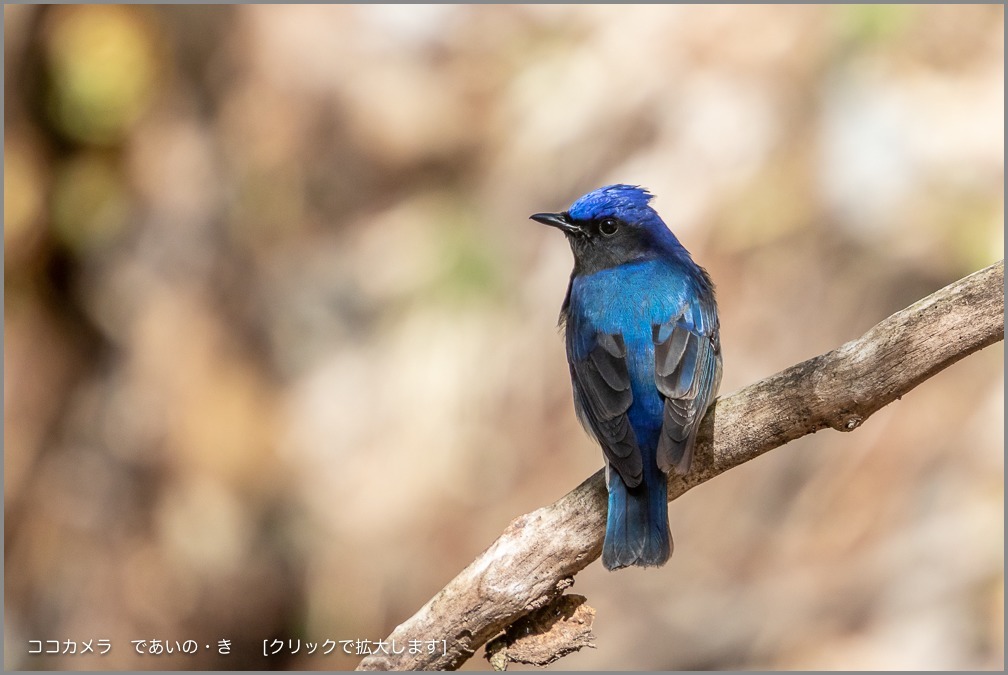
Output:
[{"xmin": 532, "ymin": 185, "xmax": 722, "ymax": 570}]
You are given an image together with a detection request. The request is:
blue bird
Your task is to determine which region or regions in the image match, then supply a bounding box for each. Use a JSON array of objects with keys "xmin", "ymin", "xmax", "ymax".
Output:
[{"xmin": 532, "ymin": 185, "xmax": 722, "ymax": 570}]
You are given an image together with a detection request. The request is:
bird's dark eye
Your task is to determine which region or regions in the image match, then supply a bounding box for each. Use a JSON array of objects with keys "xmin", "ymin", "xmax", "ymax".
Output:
[{"xmin": 599, "ymin": 218, "xmax": 619, "ymax": 237}]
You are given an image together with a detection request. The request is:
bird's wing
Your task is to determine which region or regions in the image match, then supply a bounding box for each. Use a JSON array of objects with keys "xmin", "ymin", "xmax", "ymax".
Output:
[
  {"xmin": 653, "ymin": 299, "xmax": 722, "ymax": 475},
  {"xmin": 570, "ymin": 333, "xmax": 644, "ymax": 488}
]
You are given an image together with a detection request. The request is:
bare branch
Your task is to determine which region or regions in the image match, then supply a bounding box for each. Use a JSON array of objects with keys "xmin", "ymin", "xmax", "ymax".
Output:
[{"xmin": 357, "ymin": 260, "xmax": 1004, "ymax": 671}]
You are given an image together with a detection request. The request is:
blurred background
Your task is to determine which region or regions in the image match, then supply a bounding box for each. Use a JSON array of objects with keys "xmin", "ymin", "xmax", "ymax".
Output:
[{"xmin": 4, "ymin": 4, "xmax": 1003, "ymax": 671}]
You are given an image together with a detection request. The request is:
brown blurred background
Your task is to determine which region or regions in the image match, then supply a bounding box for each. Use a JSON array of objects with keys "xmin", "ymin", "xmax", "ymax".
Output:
[{"xmin": 4, "ymin": 4, "xmax": 1003, "ymax": 671}]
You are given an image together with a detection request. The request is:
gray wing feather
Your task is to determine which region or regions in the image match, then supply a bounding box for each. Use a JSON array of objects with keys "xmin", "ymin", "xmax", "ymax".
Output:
[
  {"xmin": 654, "ymin": 303, "xmax": 722, "ymax": 475},
  {"xmin": 570, "ymin": 333, "xmax": 643, "ymax": 487}
]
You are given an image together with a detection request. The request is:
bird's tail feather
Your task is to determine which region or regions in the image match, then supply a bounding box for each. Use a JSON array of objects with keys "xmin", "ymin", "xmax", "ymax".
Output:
[{"xmin": 602, "ymin": 466, "xmax": 671, "ymax": 570}]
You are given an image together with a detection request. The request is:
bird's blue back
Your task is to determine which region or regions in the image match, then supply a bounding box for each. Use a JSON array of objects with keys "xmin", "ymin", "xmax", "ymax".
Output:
[{"xmin": 567, "ymin": 259, "xmax": 700, "ymax": 434}]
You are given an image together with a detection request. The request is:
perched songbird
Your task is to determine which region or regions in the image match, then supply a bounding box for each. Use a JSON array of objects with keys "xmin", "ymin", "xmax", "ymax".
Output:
[{"xmin": 532, "ymin": 185, "xmax": 722, "ymax": 570}]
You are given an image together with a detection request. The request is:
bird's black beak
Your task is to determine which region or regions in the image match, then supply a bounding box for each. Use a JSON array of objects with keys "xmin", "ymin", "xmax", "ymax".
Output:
[{"xmin": 530, "ymin": 211, "xmax": 581, "ymax": 235}]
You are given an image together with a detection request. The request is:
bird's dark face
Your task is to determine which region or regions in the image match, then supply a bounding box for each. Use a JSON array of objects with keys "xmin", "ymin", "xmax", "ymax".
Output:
[{"xmin": 531, "ymin": 184, "xmax": 682, "ymax": 276}]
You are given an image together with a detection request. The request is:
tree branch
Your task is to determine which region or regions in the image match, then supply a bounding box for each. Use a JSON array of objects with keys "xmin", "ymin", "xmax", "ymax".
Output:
[{"xmin": 357, "ymin": 260, "xmax": 1004, "ymax": 671}]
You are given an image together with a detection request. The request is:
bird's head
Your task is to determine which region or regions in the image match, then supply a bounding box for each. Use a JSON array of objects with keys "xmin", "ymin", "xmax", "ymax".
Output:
[{"xmin": 531, "ymin": 184, "xmax": 684, "ymax": 275}]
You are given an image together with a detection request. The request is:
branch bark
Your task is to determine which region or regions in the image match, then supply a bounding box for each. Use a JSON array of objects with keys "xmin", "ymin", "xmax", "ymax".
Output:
[{"xmin": 357, "ymin": 260, "xmax": 1004, "ymax": 671}]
